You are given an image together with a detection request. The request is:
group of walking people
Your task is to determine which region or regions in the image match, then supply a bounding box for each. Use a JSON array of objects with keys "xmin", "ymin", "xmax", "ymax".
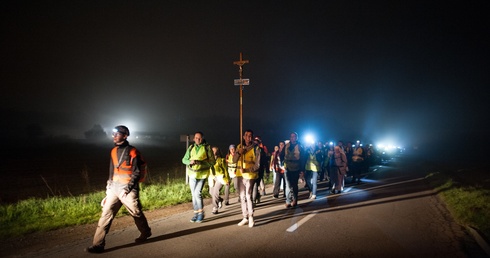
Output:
[
  {"xmin": 86, "ymin": 125, "xmax": 371, "ymax": 253},
  {"xmin": 182, "ymin": 130, "xmax": 372, "ymax": 227}
]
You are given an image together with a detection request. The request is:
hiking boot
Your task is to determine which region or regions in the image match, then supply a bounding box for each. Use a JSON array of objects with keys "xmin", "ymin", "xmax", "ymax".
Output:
[
  {"xmin": 85, "ymin": 245, "xmax": 104, "ymax": 253},
  {"xmin": 135, "ymin": 231, "xmax": 152, "ymax": 243},
  {"xmin": 195, "ymin": 212, "xmax": 204, "ymax": 223},
  {"xmin": 248, "ymin": 216, "xmax": 255, "ymax": 228},
  {"xmin": 237, "ymin": 218, "xmax": 248, "ymax": 226}
]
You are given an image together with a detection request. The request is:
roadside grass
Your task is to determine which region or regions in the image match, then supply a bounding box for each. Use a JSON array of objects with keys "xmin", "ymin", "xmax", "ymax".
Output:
[
  {"xmin": 0, "ymin": 175, "xmax": 240, "ymax": 240},
  {"xmin": 426, "ymin": 167, "xmax": 490, "ymax": 241}
]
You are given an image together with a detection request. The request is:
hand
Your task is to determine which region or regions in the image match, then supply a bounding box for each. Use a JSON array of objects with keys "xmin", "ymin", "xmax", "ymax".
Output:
[
  {"xmin": 237, "ymin": 148, "xmax": 244, "ymax": 155},
  {"xmin": 106, "ymin": 180, "xmax": 112, "ymax": 190}
]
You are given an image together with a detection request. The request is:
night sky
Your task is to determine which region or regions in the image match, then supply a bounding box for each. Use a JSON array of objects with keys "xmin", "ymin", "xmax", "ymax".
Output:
[{"xmin": 2, "ymin": 1, "xmax": 489, "ymax": 152}]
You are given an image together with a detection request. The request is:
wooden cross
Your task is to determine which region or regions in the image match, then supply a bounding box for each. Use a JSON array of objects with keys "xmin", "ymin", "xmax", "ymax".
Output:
[{"xmin": 233, "ymin": 52, "xmax": 249, "ymax": 78}]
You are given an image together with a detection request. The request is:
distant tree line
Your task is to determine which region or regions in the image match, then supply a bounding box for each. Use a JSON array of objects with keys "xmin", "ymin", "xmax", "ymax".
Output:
[{"xmin": 84, "ymin": 124, "xmax": 107, "ymax": 140}]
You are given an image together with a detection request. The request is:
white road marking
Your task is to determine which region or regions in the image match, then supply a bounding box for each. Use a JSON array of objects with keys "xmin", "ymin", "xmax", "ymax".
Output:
[
  {"xmin": 282, "ymin": 177, "xmax": 426, "ymax": 232},
  {"xmin": 286, "ymin": 211, "xmax": 318, "ymax": 232}
]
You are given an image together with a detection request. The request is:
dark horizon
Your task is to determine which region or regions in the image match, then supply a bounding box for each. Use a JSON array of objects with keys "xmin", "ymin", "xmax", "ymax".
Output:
[{"xmin": 2, "ymin": 1, "xmax": 489, "ymax": 155}]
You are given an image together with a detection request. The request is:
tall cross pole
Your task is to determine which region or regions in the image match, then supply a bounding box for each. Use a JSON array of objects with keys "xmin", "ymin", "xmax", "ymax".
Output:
[{"xmin": 233, "ymin": 52, "xmax": 249, "ymax": 145}]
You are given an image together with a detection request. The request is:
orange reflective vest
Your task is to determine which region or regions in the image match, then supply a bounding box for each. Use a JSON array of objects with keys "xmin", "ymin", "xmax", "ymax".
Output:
[{"xmin": 111, "ymin": 146, "xmax": 146, "ymax": 184}]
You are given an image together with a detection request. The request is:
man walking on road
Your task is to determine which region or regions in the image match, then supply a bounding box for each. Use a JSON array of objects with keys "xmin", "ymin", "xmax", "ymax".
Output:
[
  {"xmin": 86, "ymin": 125, "xmax": 151, "ymax": 254},
  {"xmin": 282, "ymin": 132, "xmax": 306, "ymax": 208},
  {"xmin": 234, "ymin": 129, "xmax": 261, "ymax": 227}
]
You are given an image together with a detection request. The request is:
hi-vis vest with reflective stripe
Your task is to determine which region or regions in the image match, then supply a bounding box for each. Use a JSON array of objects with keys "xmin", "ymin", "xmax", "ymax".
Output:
[
  {"xmin": 305, "ymin": 152, "xmax": 321, "ymax": 172},
  {"xmin": 111, "ymin": 146, "xmax": 137, "ymax": 184},
  {"xmin": 227, "ymin": 154, "xmax": 237, "ymax": 178}
]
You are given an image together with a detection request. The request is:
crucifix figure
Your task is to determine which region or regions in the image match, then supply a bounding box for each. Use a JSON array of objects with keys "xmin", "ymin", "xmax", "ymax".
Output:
[{"xmin": 233, "ymin": 52, "xmax": 249, "ymax": 80}]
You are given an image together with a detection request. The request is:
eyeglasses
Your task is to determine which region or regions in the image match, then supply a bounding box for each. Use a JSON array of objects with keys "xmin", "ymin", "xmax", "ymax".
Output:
[{"xmin": 112, "ymin": 132, "xmax": 124, "ymax": 137}]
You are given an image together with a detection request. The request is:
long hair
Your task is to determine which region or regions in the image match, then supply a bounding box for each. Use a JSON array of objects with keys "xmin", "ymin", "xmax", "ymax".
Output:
[{"xmin": 212, "ymin": 146, "xmax": 222, "ymax": 158}]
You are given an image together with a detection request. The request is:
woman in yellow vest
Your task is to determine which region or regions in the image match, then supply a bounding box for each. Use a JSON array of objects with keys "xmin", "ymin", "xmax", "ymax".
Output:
[
  {"xmin": 210, "ymin": 146, "xmax": 230, "ymax": 214},
  {"xmin": 182, "ymin": 131, "xmax": 216, "ymax": 223},
  {"xmin": 305, "ymin": 143, "xmax": 323, "ymax": 199},
  {"xmin": 224, "ymin": 144, "xmax": 238, "ymax": 205},
  {"xmin": 233, "ymin": 129, "xmax": 261, "ymax": 228}
]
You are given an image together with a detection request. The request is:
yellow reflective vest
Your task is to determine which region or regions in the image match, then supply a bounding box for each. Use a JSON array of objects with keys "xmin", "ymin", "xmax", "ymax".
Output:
[
  {"xmin": 236, "ymin": 144, "xmax": 260, "ymax": 180},
  {"xmin": 305, "ymin": 152, "xmax": 321, "ymax": 172},
  {"xmin": 182, "ymin": 143, "xmax": 215, "ymax": 179}
]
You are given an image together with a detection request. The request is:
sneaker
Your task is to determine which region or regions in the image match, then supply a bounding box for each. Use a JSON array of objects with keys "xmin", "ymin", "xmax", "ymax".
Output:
[
  {"xmin": 85, "ymin": 245, "xmax": 104, "ymax": 253},
  {"xmin": 218, "ymin": 197, "xmax": 223, "ymax": 209},
  {"xmin": 248, "ymin": 216, "xmax": 255, "ymax": 228},
  {"xmin": 310, "ymin": 195, "xmax": 316, "ymax": 200},
  {"xmin": 195, "ymin": 212, "xmax": 204, "ymax": 223},
  {"xmin": 135, "ymin": 230, "xmax": 152, "ymax": 243},
  {"xmin": 237, "ymin": 218, "xmax": 248, "ymax": 226},
  {"xmin": 291, "ymin": 200, "xmax": 297, "ymax": 207},
  {"xmin": 285, "ymin": 203, "xmax": 291, "ymax": 208},
  {"xmin": 273, "ymin": 195, "xmax": 279, "ymax": 199},
  {"xmin": 225, "ymin": 201, "xmax": 230, "ymax": 206},
  {"xmin": 190, "ymin": 213, "xmax": 198, "ymax": 223},
  {"xmin": 212, "ymin": 208, "xmax": 218, "ymax": 215}
]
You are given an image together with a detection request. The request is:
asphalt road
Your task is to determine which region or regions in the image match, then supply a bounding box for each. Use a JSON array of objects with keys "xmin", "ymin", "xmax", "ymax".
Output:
[{"xmin": 10, "ymin": 155, "xmax": 488, "ymax": 257}]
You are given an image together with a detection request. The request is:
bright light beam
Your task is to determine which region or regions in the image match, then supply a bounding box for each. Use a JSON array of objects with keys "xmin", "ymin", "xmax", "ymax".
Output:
[{"xmin": 304, "ymin": 134, "xmax": 315, "ymax": 145}]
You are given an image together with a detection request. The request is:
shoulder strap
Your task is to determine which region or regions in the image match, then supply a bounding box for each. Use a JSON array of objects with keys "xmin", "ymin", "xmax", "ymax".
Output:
[{"xmin": 116, "ymin": 146, "xmax": 129, "ymax": 169}]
